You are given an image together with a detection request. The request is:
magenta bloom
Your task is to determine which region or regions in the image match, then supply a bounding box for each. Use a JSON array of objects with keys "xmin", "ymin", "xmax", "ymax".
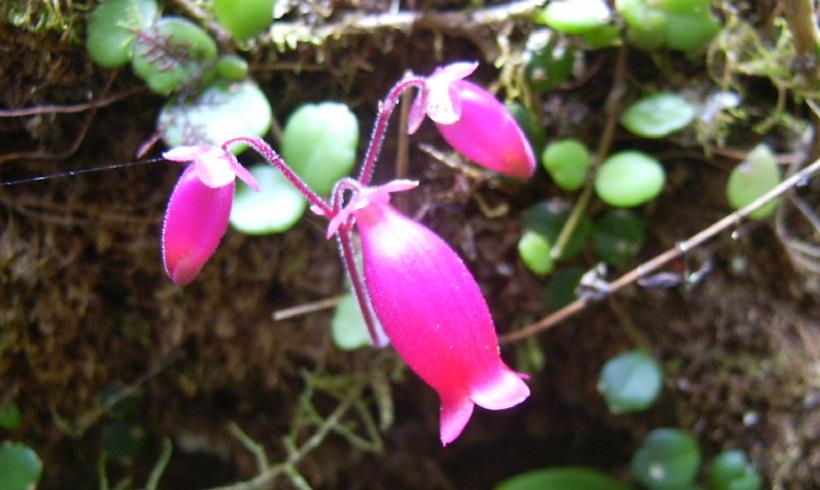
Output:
[
  {"xmin": 162, "ymin": 146, "xmax": 258, "ymax": 286},
  {"xmin": 409, "ymin": 62, "xmax": 536, "ymax": 179},
  {"xmin": 337, "ymin": 183, "xmax": 530, "ymax": 445}
]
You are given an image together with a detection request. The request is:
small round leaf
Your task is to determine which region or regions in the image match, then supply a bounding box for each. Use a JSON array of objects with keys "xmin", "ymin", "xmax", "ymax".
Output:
[
  {"xmin": 524, "ymin": 37, "xmax": 575, "ymax": 94},
  {"xmin": 282, "ymin": 102, "xmax": 359, "ymax": 196},
  {"xmin": 216, "ymin": 55, "xmax": 250, "ymax": 81},
  {"xmin": 229, "ymin": 164, "xmax": 307, "ymax": 234},
  {"xmin": 518, "ymin": 231, "xmax": 554, "ymax": 276},
  {"xmin": 0, "ymin": 403, "xmax": 22, "ymax": 431},
  {"xmin": 0, "ymin": 442, "xmax": 42, "ymax": 490},
  {"xmin": 159, "ymin": 79, "xmax": 273, "ymax": 151},
  {"xmin": 214, "ymin": 0, "xmax": 274, "ymax": 41},
  {"xmin": 522, "ymin": 201, "xmax": 591, "ymax": 261},
  {"xmin": 595, "ymin": 151, "xmax": 665, "ymax": 207},
  {"xmin": 543, "ymin": 267, "xmax": 585, "ymax": 310},
  {"xmin": 598, "ymin": 350, "xmax": 662, "ymax": 414},
  {"xmin": 621, "ymin": 93, "xmax": 696, "ymax": 138},
  {"xmin": 708, "ymin": 450, "xmax": 761, "ymax": 490},
  {"xmin": 592, "ymin": 209, "xmax": 645, "ymax": 265},
  {"xmin": 86, "ymin": 0, "xmax": 159, "ymax": 68},
  {"xmin": 536, "ymin": 0, "xmax": 612, "ymax": 34},
  {"xmin": 726, "ymin": 144, "xmax": 781, "ymax": 220},
  {"xmin": 131, "ymin": 16, "xmax": 218, "ymax": 95},
  {"xmin": 495, "ymin": 466, "xmax": 631, "ymax": 490},
  {"xmin": 102, "ymin": 421, "xmax": 146, "ymax": 462},
  {"xmin": 541, "ymin": 138, "xmax": 592, "ymax": 191},
  {"xmin": 507, "ymin": 102, "xmax": 546, "ymax": 157},
  {"xmin": 331, "ymin": 293, "xmax": 376, "ymax": 351},
  {"xmin": 631, "ymin": 428, "xmax": 701, "ymax": 490}
]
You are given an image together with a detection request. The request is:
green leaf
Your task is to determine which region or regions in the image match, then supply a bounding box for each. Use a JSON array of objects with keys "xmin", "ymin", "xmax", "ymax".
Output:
[
  {"xmin": 131, "ymin": 16, "xmax": 218, "ymax": 95},
  {"xmin": 216, "ymin": 55, "xmax": 250, "ymax": 81},
  {"xmin": 594, "ymin": 151, "xmax": 665, "ymax": 207},
  {"xmin": 541, "ymin": 138, "xmax": 592, "ymax": 191},
  {"xmin": 591, "ymin": 209, "xmax": 644, "ymax": 265},
  {"xmin": 506, "ymin": 102, "xmax": 546, "ymax": 157},
  {"xmin": 495, "ymin": 466, "xmax": 632, "ymax": 490},
  {"xmin": 86, "ymin": 0, "xmax": 159, "ymax": 68},
  {"xmin": 620, "ymin": 93, "xmax": 696, "ymax": 138},
  {"xmin": 522, "ymin": 201, "xmax": 591, "ymax": 261},
  {"xmin": 543, "ymin": 267, "xmax": 585, "ymax": 310},
  {"xmin": 102, "ymin": 421, "xmax": 146, "ymax": 463},
  {"xmin": 536, "ymin": 0, "xmax": 612, "ymax": 34},
  {"xmin": 524, "ymin": 33, "xmax": 575, "ymax": 94},
  {"xmin": 159, "ymin": 79, "xmax": 272, "ymax": 151},
  {"xmin": 282, "ymin": 102, "xmax": 359, "ymax": 196},
  {"xmin": 0, "ymin": 442, "xmax": 43, "ymax": 490},
  {"xmin": 0, "ymin": 403, "xmax": 22, "ymax": 431},
  {"xmin": 615, "ymin": 0, "xmax": 719, "ymax": 54},
  {"xmin": 708, "ymin": 450, "xmax": 761, "ymax": 490},
  {"xmin": 518, "ymin": 231, "xmax": 554, "ymax": 276},
  {"xmin": 229, "ymin": 164, "xmax": 307, "ymax": 234},
  {"xmin": 214, "ymin": 0, "xmax": 275, "ymax": 41},
  {"xmin": 631, "ymin": 428, "xmax": 700, "ymax": 490},
  {"xmin": 331, "ymin": 293, "xmax": 377, "ymax": 351},
  {"xmin": 598, "ymin": 350, "xmax": 662, "ymax": 414},
  {"xmin": 726, "ymin": 144, "xmax": 781, "ymax": 219}
]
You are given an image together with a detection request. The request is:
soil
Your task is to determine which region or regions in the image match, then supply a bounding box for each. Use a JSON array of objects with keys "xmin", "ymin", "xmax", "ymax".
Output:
[{"xmin": 1, "ymin": 2, "xmax": 818, "ymax": 489}]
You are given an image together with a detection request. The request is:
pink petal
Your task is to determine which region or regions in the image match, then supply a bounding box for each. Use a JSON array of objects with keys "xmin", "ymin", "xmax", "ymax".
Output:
[
  {"xmin": 407, "ymin": 91, "xmax": 428, "ymax": 135},
  {"xmin": 354, "ymin": 202, "xmax": 529, "ymax": 444},
  {"xmin": 194, "ymin": 148, "xmax": 237, "ymax": 188},
  {"xmin": 162, "ymin": 145, "xmax": 208, "ymax": 162},
  {"xmin": 231, "ymin": 160, "xmax": 260, "ymax": 191},
  {"xmin": 162, "ymin": 165, "xmax": 235, "ymax": 286},
  {"xmin": 435, "ymin": 80, "xmax": 536, "ymax": 179},
  {"xmin": 435, "ymin": 61, "xmax": 479, "ymax": 81}
]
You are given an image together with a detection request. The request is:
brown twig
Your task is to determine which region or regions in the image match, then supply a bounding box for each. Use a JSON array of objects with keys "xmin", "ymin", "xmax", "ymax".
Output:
[
  {"xmin": 271, "ymin": 295, "xmax": 343, "ymax": 321},
  {"xmin": 0, "ymin": 85, "xmax": 145, "ymax": 118},
  {"xmin": 501, "ymin": 156, "xmax": 820, "ymax": 344}
]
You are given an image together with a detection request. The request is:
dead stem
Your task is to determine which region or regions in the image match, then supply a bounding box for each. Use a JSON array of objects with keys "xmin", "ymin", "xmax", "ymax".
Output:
[
  {"xmin": 271, "ymin": 295, "xmax": 343, "ymax": 321},
  {"xmin": 0, "ymin": 85, "xmax": 145, "ymax": 118},
  {"xmin": 501, "ymin": 157, "xmax": 820, "ymax": 344}
]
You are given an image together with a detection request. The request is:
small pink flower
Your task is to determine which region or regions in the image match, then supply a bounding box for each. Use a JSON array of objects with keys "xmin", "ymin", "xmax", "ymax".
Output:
[
  {"xmin": 343, "ymin": 183, "xmax": 530, "ymax": 445},
  {"xmin": 409, "ymin": 62, "xmax": 536, "ymax": 179},
  {"xmin": 162, "ymin": 146, "xmax": 259, "ymax": 286}
]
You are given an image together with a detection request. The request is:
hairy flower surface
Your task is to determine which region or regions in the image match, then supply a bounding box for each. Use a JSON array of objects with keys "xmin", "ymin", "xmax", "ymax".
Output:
[
  {"xmin": 409, "ymin": 62, "xmax": 536, "ymax": 179},
  {"xmin": 348, "ymin": 184, "xmax": 530, "ymax": 444},
  {"xmin": 162, "ymin": 146, "xmax": 258, "ymax": 285}
]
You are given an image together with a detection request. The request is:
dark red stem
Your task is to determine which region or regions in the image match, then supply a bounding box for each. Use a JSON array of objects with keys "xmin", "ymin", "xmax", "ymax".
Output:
[
  {"xmin": 357, "ymin": 77, "xmax": 426, "ymax": 186},
  {"xmin": 337, "ymin": 224, "xmax": 382, "ymax": 346},
  {"xmin": 222, "ymin": 136, "xmax": 334, "ymax": 217}
]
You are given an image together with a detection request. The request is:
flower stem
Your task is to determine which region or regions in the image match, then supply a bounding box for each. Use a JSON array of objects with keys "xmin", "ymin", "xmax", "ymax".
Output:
[
  {"xmin": 223, "ymin": 136, "xmax": 334, "ymax": 217},
  {"xmin": 357, "ymin": 77, "xmax": 426, "ymax": 186},
  {"xmin": 337, "ymin": 225, "xmax": 383, "ymax": 346}
]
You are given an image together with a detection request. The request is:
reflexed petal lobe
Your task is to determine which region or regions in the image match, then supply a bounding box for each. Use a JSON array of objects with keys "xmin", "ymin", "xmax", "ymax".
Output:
[
  {"xmin": 162, "ymin": 165, "xmax": 235, "ymax": 286},
  {"xmin": 354, "ymin": 202, "xmax": 529, "ymax": 444}
]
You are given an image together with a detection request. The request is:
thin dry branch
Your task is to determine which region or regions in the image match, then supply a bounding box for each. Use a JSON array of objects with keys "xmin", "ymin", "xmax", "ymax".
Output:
[{"xmin": 500, "ymin": 157, "xmax": 820, "ymax": 344}]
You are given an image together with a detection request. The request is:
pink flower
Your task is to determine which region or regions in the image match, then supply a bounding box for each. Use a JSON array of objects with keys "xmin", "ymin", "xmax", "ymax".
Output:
[
  {"xmin": 409, "ymin": 62, "xmax": 536, "ymax": 179},
  {"xmin": 162, "ymin": 146, "xmax": 259, "ymax": 286},
  {"xmin": 342, "ymin": 183, "xmax": 530, "ymax": 445}
]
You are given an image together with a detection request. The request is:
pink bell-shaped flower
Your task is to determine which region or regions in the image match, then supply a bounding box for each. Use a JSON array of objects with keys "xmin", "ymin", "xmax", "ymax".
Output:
[
  {"xmin": 343, "ymin": 183, "xmax": 530, "ymax": 445},
  {"xmin": 409, "ymin": 62, "xmax": 536, "ymax": 179},
  {"xmin": 161, "ymin": 146, "xmax": 259, "ymax": 286}
]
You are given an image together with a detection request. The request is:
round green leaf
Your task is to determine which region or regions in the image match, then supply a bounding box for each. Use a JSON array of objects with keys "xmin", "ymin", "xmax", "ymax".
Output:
[
  {"xmin": 598, "ymin": 350, "xmax": 662, "ymax": 414},
  {"xmin": 536, "ymin": 0, "xmax": 612, "ymax": 34},
  {"xmin": 541, "ymin": 138, "xmax": 592, "ymax": 191},
  {"xmin": 620, "ymin": 93, "xmax": 696, "ymax": 138},
  {"xmin": 595, "ymin": 151, "xmax": 665, "ymax": 207},
  {"xmin": 631, "ymin": 428, "xmax": 700, "ymax": 490},
  {"xmin": 543, "ymin": 267, "xmax": 585, "ymax": 310},
  {"xmin": 100, "ymin": 382, "xmax": 140, "ymax": 419},
  {"xmin": 86, "ymin": 0, "xmax": 159, "ymax": 68},
  {"xmin": 216, "ymin": 55, "xmax": 250, "ymax": 81},
  {"xmin": 214, "ymin": 0, "xmax": 274, "ymax": 41},
  {"xmin": 524, "ymin": 36, "xmax": 575, "ymax": 94},
  {"xmin": 0, "ymin": 403, "xmax": 21, "ymax": 431},
  {"xmin": 0, "ymin": 442, "xmax": 42, "ymax": 490},
  {"xmin": 591, "ymin": 209, "xmax": 644, "ymax": 265},
  {"xmin": 522, "ymin": 201, "xmax": 591, "ymax": 261},
  {"xmin": 581, "ymin": 24, "xmax": 622, "ymax": 49},
  {"xmin": 102, "ymin": 421, "xmax": 146, "ymax": 462},
  {"xmin": 709, "ymin": 450, "xmax": 761, "ymax": 490},
  {"xmin": 282, "ymin": 102, "xmax": 359, "ymax": 196},
  {"xmin": 331, "ymin": 293, "xmax": 377, "ymax": 351},
  {"xmin": 159, "ymin": 79, "xmax": 272, "ymax": 151},
  {"xmin": 615, "ymin": 0, "xmax": 719, "ymax": 53},
  {"xmin": 229, "ymin": 164, "xmax": 307, "ymax": 234},
  {"xmin": 726, "ymin": 144, "xmax": 781, "ymax": 220},
  {"xmin": 131, "ymin": 16, "xmax": 218, "ymax": 95},
  {"xmin": 507, "ymin": 102, "xmax": 546, "ymax": 157},
  {"xmin": 518, "ymin": 231, "xmax": 554, "ymax": 276},
  {"xmin": 495, "ymin": 466, "xmax": 631, "ymax": 490}
]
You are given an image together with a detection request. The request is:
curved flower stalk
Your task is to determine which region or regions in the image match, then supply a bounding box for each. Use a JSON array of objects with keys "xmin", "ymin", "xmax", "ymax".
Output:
[
  {"xmin": 409, "ymin": 62, "xmax": 536, "ymax": 179},
  {"xmin": 161, "ymin": 146, "xmax": 259, "ymax": 285},
  {"xmin": 332, "ymin": 183, "xmax": 530, "ymax": 445}
]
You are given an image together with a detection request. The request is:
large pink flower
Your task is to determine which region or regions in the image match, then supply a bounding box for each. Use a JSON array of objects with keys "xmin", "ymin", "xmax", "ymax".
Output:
[
  {"xmin": 161, "ymin": 146, "xmax": 258, "ymax": 286},
  {"xmin": 409, "ymin": 62, "xmax": 536, "ymax": 179},
  {"xmin": 345, "ymin": 184, "xmax": 530, "ymax": 444}
]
